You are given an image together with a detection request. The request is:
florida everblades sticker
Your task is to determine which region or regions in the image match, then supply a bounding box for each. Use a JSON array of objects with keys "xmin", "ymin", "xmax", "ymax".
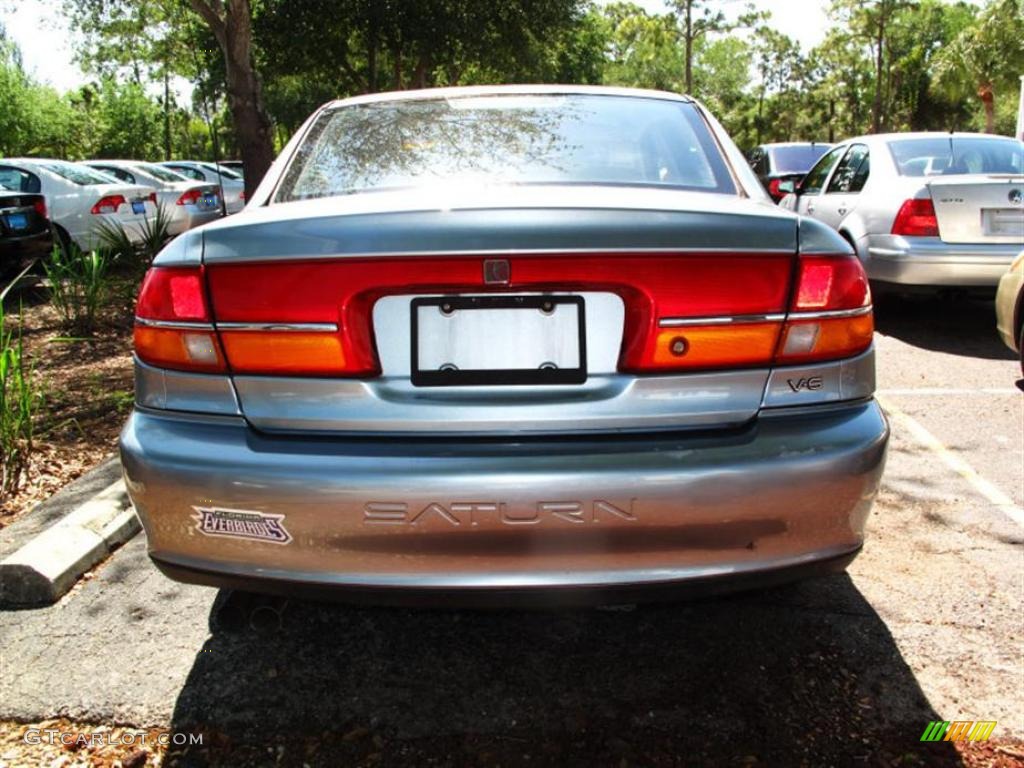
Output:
[{"xmin": 193, "ymin": 507, "xmax": 292, "ymax": 545}]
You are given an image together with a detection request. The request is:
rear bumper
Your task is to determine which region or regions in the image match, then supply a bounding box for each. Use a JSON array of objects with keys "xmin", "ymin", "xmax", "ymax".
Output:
[
  {"xmin": 120, "ymin": 400, "xmax": 889, "ymax": 600},
  {"xmin": 0, "ymin": 230, "xmax": 53, "ymax": 272},
  {"xmin": 865, "ymin": 235, "xmax": 1019, "ymax": 287},
  {"xmin": 170, "ymin": 206, "xmax": 222, "ymax": 235},
  {"xmin": 995, "ymin": 265, "xmax": 1023, "ymax": 353}
]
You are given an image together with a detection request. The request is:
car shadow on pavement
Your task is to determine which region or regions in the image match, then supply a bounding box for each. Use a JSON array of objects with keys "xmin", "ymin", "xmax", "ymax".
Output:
[
  {"xmin": 165, "ymin": 575, "xmax": 963, "ymax": 767},
  {"xmin": 873, "ymin": 291, "xmax": 1015, "ymax": 361}
]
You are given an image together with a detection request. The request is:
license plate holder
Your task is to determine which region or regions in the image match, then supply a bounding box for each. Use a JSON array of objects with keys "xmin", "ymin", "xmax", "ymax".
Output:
[
  {"xmin": 984, "ymin": 208, "xmax": 1024, "ymax": 236},
  {"xmin": 4, "ymin": 213, "xmax": 28, "ymax": 230},
  {"xmin": 411, "ymin": 295, "xmax": 587, "ymax": 387}
]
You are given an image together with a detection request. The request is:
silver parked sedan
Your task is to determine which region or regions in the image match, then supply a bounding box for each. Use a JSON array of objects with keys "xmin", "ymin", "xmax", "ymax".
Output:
[
  {"xmin": 780, "ymin": 132, "xmax": 1024, "ymax": 289},
  {"xmin": 83, "ymin": 160, "xmax": 222, "ymax": 235},
  {"xmin": 120, "ymin": 85, "xmax": 889, "ymax": 604}
]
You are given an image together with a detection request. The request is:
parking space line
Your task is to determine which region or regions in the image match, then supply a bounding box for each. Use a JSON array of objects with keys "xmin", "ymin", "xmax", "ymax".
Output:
[
  {"xmin": 877, "ymin": 395, "xmax": 1024, "ymax": 530},
  {"xmin": 878, "ymin": 388, "xmax": 1020, "ymax": 396}
]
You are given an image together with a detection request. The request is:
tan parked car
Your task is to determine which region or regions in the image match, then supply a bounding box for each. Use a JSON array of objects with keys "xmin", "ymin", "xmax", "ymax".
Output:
[{"xmin": 995, "ymin": 250, "xmax": 1024, "ymax": 373}]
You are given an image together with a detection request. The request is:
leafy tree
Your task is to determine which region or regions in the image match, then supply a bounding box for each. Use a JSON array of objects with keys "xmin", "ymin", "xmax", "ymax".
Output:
[
  {"xmin": 830, "ymin": 0, "xmax": 912, "ymax": 133},
  {"xmin": 933, "ymin": 0, "xmax": 1024, "ymax": 133},
  {"xmin": 601, "ymin": 3, "xmax": 683, "ymax": 91}
]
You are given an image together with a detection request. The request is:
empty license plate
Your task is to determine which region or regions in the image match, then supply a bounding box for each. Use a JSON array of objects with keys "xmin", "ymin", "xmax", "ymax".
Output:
[
  {"xmin": 4, "ymin": 213, "xmax": 28, "ymax": 230},
  {"xmin": 411, "ymin": 295, "xmax": 586, "ymax": 386},
  {"xmin": 985, "ymin": 208, "xmax": 1024, "ymax": 237}
]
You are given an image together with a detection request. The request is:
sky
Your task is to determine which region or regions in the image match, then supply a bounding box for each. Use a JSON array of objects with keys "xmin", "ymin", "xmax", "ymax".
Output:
[{"xmin": 1, "ymin": 0, "xmax": 837, "ymax": 95}]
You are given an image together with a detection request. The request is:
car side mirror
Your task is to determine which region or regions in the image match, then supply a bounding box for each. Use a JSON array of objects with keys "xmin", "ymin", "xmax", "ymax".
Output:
[{"xmin": 777, "ymin": 179, "xmax": 797, "ymax": 195}]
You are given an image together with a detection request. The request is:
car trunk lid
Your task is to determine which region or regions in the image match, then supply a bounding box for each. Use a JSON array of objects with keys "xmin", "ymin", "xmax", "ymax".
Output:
[{"xmin": 928, "ymin": 175, "xmax": 1024, "ymax": 244}]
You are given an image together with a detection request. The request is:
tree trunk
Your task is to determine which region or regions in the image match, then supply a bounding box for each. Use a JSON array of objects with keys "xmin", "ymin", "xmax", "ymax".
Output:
[
  {"xmin": 979, "ymin": 83, "xmax": 995, "ymax": 133},
  {"xmin": 684, "ymin": 0, "xmax": 693, "ymax": 94},
  {"xmin": 188, "ymin": 0, "xmax": 275, "ymax": 198},
  {"xmin": 163, "ymin": 67, "xmax": 172, "ymax": 160},
  {"xmin": 871, "ymin": 18, "xmax": 884, "ymax": 133}
]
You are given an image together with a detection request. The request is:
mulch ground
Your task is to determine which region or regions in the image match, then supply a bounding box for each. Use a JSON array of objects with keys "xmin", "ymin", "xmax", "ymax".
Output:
[{"xmin": 0, "ymin": 277, "xmax": 136, "ymax": 525}]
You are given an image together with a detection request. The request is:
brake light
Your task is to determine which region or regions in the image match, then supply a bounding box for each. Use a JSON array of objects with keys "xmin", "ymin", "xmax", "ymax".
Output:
[
  {"xmin": 33, "ymin": 199, "xmax": 46, "ymax": 219},
  {"xmin": 775, "ymin": 254, "xmax": 873, "ymax": 365},
  {"xmin": 238, "ymin": 190, "xmax": 246, "ymax": 202},
  {"xmin": 767, "ymin": 178, "xmax": 782, "ymax": 200},
  {"xmin": 147, "ymin": 192, "xmax": 158, "ymax": 205},
  {"xmin": 176, "ymin": 188, "xmax": 202, "ymax": 206},
  {"xmin": 892, "ymin": 198, "xmax": 939, "ymax": 236},
  {"xmin": 134, "ymin": 267, "xmax": 225, "ymax": 373},
  {"xmin": 91, "ymin": 195, "xmax": 126, "ymax": 214}
]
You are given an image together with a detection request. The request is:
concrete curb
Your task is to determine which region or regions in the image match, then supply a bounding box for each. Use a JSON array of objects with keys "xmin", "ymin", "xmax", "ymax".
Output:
[{"xmin": 0, "ymin": 480, "xmax": 139, "ymax": 607}]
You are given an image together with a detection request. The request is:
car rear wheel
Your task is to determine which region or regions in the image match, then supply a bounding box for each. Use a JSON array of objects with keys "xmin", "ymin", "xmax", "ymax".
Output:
[{"xmin": 52, "ymin": 224, "xmax": 73, "ymax": 258}]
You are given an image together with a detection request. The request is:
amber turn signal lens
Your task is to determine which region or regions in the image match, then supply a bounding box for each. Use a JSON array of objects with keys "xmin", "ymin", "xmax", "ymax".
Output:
[
  {"xmin": 647, "ymin": 323, "xmax": 783, "ymax": 371},
  {"xmin": 134, "ymin": 326, "xmax": 225, "ymax": 373},
  {"xmin": 776, "ymin": 314, "xmax": 874, "ymax": 365},
  {"xmin": 219, "ymin": 332, "xmax": 347, "ymax": 375}
]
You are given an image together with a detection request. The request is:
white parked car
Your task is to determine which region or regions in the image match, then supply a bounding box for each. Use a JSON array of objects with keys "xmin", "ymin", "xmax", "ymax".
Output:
[
  {"xmin": 778, "ymin": 132, "xmax": 1024, "ymax": 290},
  {"xmin": 0, "ymin": 159, "xmax": 158, "ymax": 252},
  {"xmin": 159, "ymin": 161, "xmax": 246, "ymax": 214},
  {"xmin": 83, "ymin": 160, "xmax": 223, "ymax": 235}
]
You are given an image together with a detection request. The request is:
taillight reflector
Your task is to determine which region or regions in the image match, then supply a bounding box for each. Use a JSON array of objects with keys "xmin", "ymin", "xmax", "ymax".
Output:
[
  {"xmin": 134, "ymin": 267, "xmax": 226, "ymax": 373},
  {"xmin": 776, "ymin": 313, "xmax": 874, "ymax": 365},
  {"xmin": 643, "ymin": 323, "xmax": 783, "ymax": 371},
  {"xmin": 133, "ymin": 326, "xmax": 225, "ymax": 373},
  {"xmin": 91, "ymin": 195, "xmax": 126, "ymax": 214},
  {"xmin": 136, "ymin": 268, "xmax": 210, "ymax": 321},
  {"xmin": 892, "ymin": 198, "xmax": 939, "ymax": 237},
  {"xmin": 177, "ymin": 189, "xmax": 202, "ymax": 206},
  {"xmin": 219, "ymin": 332, "xmax": 348, "ymax": 375}
]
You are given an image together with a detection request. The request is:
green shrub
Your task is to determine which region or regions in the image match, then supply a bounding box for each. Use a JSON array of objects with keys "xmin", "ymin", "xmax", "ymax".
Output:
[
  {"xmin": 43, "ymin": 244, "xmax": 110, "ymax": 336},
  {"xmin": 93, "ymin": 203, "xmax": 173, "ymax": 273},
  {"xmin": 0, "ymin": 294, "xmax": 42, "ymax": 497}
]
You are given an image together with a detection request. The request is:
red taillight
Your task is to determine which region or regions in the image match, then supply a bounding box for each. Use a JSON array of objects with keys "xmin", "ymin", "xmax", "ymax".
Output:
[
  {"xmin": 91, "ymin": 194, "xmax": 126, "ymax": 214},
  {"xmin": 176, "ymin": 188, "xmax": 202, "ymax": 206},
  {"xmin": 238, "ymin": 190, "xmax": 246, "ymax": 202},
  {"xmin": 33, "ymin": 199, "xmax": 46, "ymax": 219},
  {"xmin": 775, "ymin": 254, "xmax": 873, "ymax": 365},
  {"xmin": 767, "ymin": 178, "xmax": 782, "ymax": 200},
  {"xmin": 891, "ymin": 198, "xmax": 939, "ymax": 237},
  {"xmin": 134, "ymin": 267, "xmax": 225, "ymax": 373},
  {"xmin": 147, "ymin": 192, "xmax": 158, "ymax": 205}
]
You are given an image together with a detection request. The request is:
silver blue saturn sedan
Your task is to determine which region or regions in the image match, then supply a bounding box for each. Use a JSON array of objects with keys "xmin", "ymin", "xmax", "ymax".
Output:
[{"xmin": 120, "ymin": 85, "xmax": 889, "ymax": 604}]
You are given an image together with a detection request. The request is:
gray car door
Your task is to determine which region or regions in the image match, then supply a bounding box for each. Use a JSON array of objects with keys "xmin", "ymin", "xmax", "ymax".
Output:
[
  {"xmin": 814, "ymin": 144, "xmax": 870, "ymax": 229},
  {"xmin": 794, "ymin": 146, "xmax": 846, "ymax": 218}
]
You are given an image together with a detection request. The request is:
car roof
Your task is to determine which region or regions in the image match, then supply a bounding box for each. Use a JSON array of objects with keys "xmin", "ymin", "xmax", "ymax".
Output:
[
  {"xmin": 840, "ymin": 131, "xmax": 1022, "ymax": 145},
  {"xmin": 761, "ymin": 142, "xmax": 832, "ymax": 149},
  {"xmin": 84, "ymin": 159, "xmax": 149, "ymax": 167},
  {"xmin": 323, "ymin": 84, "xmax": 694, "ymax": 111}
]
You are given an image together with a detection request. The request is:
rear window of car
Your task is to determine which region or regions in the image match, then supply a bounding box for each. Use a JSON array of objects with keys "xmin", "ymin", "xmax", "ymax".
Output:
[
  {"xmin": 889, "ymin": 137, "xmax": 1024, "ymax": 177},
  {"xmin": 138, "ymin": 163, "xmax": 187, "ymax": 182},
  {"xmin": 200, "ymin": 163, "xmax": 242, "ymax": 180},
  {"xmin": 770, "ymin": 144, "xmax": 832, "ymax": 174},
  {"xmin": 275, "ymin": 94, "xmax": 736, "ymax": 202},
  {"xmin": 42, "ymin": 161, "xmax": 119, "ymax": 186}
]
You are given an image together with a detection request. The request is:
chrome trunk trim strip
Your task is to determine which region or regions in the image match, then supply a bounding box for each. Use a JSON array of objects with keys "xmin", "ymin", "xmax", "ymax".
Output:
[
  {"xmin": 215, "ymin": 322, "xmax": 340, "ymax": 332},
  {"xmin": 788, "ymin": 306, "xmax": 873, "ymax": 321},
  {"xmin": 134, "ymin": 318, "xmax": 214, "ymax": 330},
  {"xmin": 659, "ymin": 313, "xmax": 785, "ymax": 327}
]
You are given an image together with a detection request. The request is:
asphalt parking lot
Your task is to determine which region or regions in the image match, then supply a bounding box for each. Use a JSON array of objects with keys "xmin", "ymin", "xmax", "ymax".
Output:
[{"xmin": 1, "ymin": 293, "xmax": 1022, "ymax": 767}]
